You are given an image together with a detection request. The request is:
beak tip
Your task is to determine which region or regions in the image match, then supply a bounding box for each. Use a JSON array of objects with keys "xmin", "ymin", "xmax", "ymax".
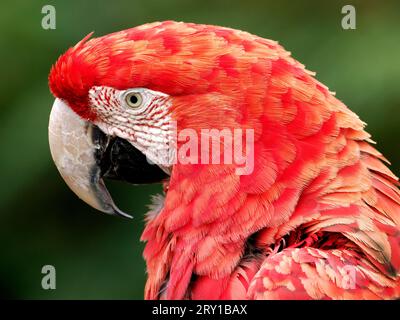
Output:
[{"xmin": 112, "ymin": 207, "xmax": 133, "ymax": 219}]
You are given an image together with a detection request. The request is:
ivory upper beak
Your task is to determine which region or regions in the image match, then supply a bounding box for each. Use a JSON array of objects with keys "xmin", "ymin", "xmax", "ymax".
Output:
[{"xmin": 48, "ymin": 98, "xmax": 132, "ymax": 218}]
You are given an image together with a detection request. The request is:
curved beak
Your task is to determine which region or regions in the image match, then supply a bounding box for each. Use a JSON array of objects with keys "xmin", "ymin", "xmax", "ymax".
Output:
[{"xmin": 48, "ymin": 99, "xmax": 132, "ymax": 218}]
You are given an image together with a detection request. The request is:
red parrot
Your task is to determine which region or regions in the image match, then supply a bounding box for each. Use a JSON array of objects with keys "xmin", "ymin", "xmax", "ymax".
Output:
[{"xmin": 48, "ymin": 21, "xmax": 400, "ymax": 299}]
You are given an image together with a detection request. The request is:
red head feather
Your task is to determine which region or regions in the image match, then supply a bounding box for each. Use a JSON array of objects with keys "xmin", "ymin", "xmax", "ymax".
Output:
[{"xmin": 48, "ymin": 21, "xmax": 285, "ymax": 121}]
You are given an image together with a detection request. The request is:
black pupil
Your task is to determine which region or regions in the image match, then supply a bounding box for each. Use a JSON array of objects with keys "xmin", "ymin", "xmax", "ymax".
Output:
[{"xmin": 129, "ymin": 94, "xmax": 138, "ymax": 105}]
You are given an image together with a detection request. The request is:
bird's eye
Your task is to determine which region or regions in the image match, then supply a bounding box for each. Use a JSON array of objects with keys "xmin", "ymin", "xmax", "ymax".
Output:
[{"xmin": 125, "ymin": 92, "xmax": 143, "ymax": 108}]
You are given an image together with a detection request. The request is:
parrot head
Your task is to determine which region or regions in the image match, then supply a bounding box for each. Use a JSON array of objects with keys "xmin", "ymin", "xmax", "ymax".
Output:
[{"xmin": 48, "ymin": 21, "xmax": 258, "ymax": 217}]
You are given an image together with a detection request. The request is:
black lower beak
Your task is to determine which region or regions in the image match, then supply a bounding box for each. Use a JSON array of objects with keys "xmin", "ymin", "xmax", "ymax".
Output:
[{"xmin": 97, "ymin": 131, "xmax": 169, "ymax": 185}]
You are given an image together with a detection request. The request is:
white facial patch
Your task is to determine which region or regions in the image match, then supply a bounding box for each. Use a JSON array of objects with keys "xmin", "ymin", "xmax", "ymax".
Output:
[{"xmin": 88, "ymin": 86, "xmax": 175, "ymax": 173}]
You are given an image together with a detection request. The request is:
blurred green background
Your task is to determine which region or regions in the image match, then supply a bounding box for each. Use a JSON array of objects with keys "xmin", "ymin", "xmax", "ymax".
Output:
[{"xmin": 0, "ymin": 0, "xmax": 399, "ymax": 299}]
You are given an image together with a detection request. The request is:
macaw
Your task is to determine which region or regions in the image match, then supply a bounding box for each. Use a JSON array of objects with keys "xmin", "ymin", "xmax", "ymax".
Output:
[{"xmin": 48, "ymin": 21, "xmax": 400, "ymax": 299}]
